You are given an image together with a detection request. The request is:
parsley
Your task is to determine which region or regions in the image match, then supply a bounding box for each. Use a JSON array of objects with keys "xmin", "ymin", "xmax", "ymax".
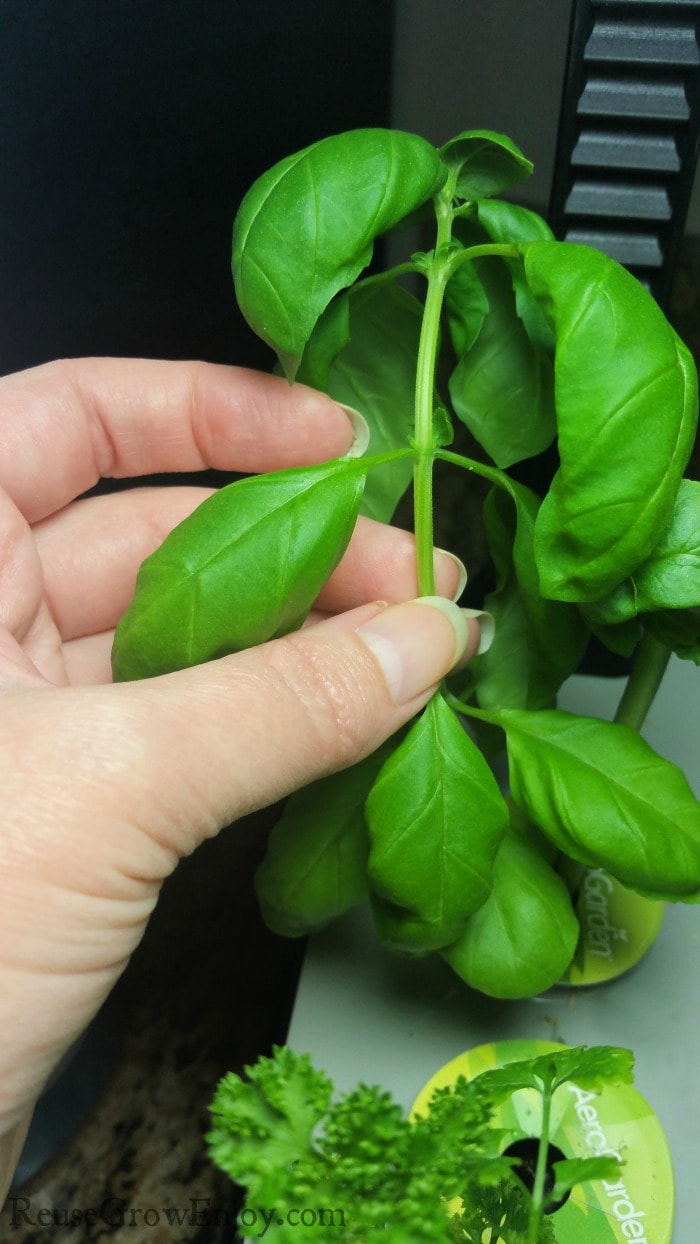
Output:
[{"xmin": 207, "ymin": 1044, "xmax": 632, "ymax": 1243}]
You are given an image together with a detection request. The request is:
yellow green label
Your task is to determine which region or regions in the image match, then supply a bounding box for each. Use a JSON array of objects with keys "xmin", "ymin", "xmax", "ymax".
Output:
[
  {"xmin": 411, "ymin": 1040, "xmax": 674, "ymax": 1244},
  {"xmin": 559, "ymin": 865, "xmax": 665, "ymax": 986}
]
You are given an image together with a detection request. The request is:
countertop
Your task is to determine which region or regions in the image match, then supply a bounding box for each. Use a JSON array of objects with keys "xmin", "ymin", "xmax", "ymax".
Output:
[{"xmin": 1, "ymin": 811, "xmax": 304, "ymax": 1243}]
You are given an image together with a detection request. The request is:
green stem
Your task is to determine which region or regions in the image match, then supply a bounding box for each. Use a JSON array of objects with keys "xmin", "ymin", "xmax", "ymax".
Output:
[
  {"xmin": 527, "ymin": 1085, "xmax": 553, "ymax": 1243},
  {"xmin": 437, "ymin": 448, "xmax": 510, "ymax": 492},
  {"xmin": 412, "ymin": 191, "xmax": 455, "ymax": 595},
  {"xmin": 445, "ymin": 241, "xmax": 519, "ymax": 279},
  {"xmin": 352, "ymin": 260, "xmax": 425, "ymax": 294},
  {"xmin": 613, "ymin": 632, "xmax": 671, "ymax": 731},
  {"xmin": 357, "ymin": 447, "xmax": 415, "ymax": 471}
]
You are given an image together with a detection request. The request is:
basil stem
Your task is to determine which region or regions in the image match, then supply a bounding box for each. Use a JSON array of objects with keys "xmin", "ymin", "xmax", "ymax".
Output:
[{"xmin": 613, "ymin": 632, "xmax": 672, "ymax": 732}]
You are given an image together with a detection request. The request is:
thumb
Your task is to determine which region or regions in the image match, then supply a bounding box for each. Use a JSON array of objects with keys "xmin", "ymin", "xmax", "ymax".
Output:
[
  {"xmin": 112, "ymin": 596, "xmax": 483, "ymax": 857},
  {"xmin": 0, "ymin": 596, "xmax": 482, "ymax": 1134}
]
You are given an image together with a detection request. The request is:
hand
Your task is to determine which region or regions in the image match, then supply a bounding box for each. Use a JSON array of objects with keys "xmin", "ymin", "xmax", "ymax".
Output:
[{"xmin": 0, "ymin": 358, "xmax": 479, "ymax": 1194}]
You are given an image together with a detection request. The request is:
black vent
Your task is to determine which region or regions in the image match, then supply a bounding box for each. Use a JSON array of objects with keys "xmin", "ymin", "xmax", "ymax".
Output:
[{"xmin": 549, "ymin": 0, "xmax": 700, "ymax": 307}]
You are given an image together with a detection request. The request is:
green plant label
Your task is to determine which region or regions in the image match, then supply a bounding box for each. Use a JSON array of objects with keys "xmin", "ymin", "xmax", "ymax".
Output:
[
  {"xmin": 559, "ymin": 864, "xmax": 665, "ymax": 987},
  {"xmin": 411, "ymin": 1040, "xmax": 674, "ymax": 1244}
]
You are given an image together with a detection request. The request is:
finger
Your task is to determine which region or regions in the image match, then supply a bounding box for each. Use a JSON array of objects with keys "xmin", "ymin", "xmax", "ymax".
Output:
[
  {"xmin": 35, "ymin": 485, "xmax": 465, "ymax": 640},
  {"xmin": 59, "ymin": 528, "xmax": 467, "ymax": 681},
  {"xmin": 315, "ymin": 519, "xmax": 465, "ymax": 612},
  {"xmin": 0, "ymin": 598, "xmax": 480, "ymax": 1126},
  {"xmin": 62, "ymin": 632, "xmax": 114, "ymax": 685},
  {"xmin": 3, "ymin": 597, "xmax": 480, "ymax": 886},
  {"xmin": 34, "ymin": 486, "xmax": 215, "ymax": 640},
  {"xmin": 0, "ymin": 486, "xmax": 65, "ymax": 682},
  {"xmin": 98, "ymin": 597, "xmax": 481, "ymax": 857},
  {"xmin": 0, "ymin": 358, "xmax": 359, "ymax": 522}
]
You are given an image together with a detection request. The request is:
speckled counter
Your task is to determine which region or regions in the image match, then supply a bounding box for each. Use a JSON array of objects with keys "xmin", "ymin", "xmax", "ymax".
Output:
[{"xmin": 1, "ymin": 812, "xmax": 304, "ymax": 1243}]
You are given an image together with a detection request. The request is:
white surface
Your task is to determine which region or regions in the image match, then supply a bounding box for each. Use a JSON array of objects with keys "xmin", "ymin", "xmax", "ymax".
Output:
[{"xmin": 288, "ymin": 656, "xmax": 699, "ymax": 1241}]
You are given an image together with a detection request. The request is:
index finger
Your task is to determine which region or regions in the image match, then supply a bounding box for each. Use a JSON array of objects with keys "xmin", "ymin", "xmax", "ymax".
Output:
[{"xmin": 0, "ymin": 357, "xmax": 357, "ymax": 523}]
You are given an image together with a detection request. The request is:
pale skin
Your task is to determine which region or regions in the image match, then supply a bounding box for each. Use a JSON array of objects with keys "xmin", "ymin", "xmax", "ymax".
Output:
[{"xmin": 0, "ymin": 358, "xmax": 481, "ymax": 1201}]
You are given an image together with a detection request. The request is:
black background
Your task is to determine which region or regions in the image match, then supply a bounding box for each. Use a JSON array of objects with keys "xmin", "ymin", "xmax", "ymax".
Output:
[{"xmin": 0, "ymin": 0, "xmax": 395, "ymax": 376}]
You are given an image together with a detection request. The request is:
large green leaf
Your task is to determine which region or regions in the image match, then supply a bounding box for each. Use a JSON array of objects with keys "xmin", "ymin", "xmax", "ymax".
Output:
[
  {"xmin": 584, "ymin": 479, "xmax": 700, "ymax": 625},
  {"xmin": 475, "ymin": 198, "xmax": 554, "ymax": 246},
  {"xmin": 232, "ymin": 128, "xmax": 445, "ymax": 378},
  {"xmin": 112, "ymin": 459, "xmax": 366, "ymax": 680},
  {"xmin": 448, "ymin": 256, "xmax": 556, "ymax": 468},
  {"xmin": 444, "ymin": 257, "xmax": 489, "ymax": 360},
  {"xmin": 522, "ymin": 242, "xmax": 699, "ymax": 601},
  {"xmin": 299, "ymin": 282, "xmax": 422, "ymax": 521},
  {"xmin": 254, "ymin": 749, "xmax": 390, "ymax": 936},
  {"xmin": 366, "ymin": 694, "xmax": 507, "ymax": 952},
  {"xmin": 643, "ymin": 608, "xmax": 700, "ymax": 664},
  {"xmin": 474, "ymin": 198, "xmax": 555, "ymax": 351},
  {"xmin": 439, "ymin": 129, "xmax": 532, "ymax": 200},
  {"xmin": 475, "ymin": 481, "xmax": 589, "ymax": 709},
  {"xmin": 441, "ymin": 833, "xmax": 579, "ymax": 998},
  {"xmin": 488, "ymin": 706, "xmax": 700, "ymax": 900}
]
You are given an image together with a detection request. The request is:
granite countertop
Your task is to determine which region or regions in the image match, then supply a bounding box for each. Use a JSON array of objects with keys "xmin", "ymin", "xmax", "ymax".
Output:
[{"xmin": 1, "ymin": 811, "xmax": 304, "ymax": 1243}]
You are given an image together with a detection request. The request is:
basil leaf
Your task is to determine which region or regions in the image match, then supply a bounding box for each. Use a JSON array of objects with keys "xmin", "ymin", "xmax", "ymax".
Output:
[
  {"xmin": 579, "ymin": 584, "xmax": 638, "ymax": 629},
  {"xmin": 232, "ymin": 128, "xmax": 445, "ymax": 378},
  {"xmin": 475, "ymin": 482, "xmax": 589, "ymax": 709},
  {"xmin": 643, "ymin": 608, "xmax": 700, "ymax": 664},
  {"xmin": 448, "ymin": 257, "xmax": 556, "ymax": 468},
  {"xmin": 295, "ymin": 293, "xmax": 351, "ymax": 393},
  {"xmin": 624, "ymin": 478, "xmax": 700, "ymax": 612},
  {"xmin": 476, "ymin": 198, "xmax": 554, "ymax": 246},
  {"xmin": 582, "ymin": 479, "xmax": 700, "ymax": 626},
  {"xmin": 490, "ymin": 707, "xmax": 700, "ymax": 900},
  {"xmin": 445, "ymin": 258, "xmax": 489, "ymax": 359},
  {"xmin": 580, "ymin": 612, "xmax": 641, "ymax": 658},
  {"xmin": 474, "ymin": 199, "xmax": 555, "ymax": 351},
  {"xmin": 441, "ymin": 834, "xmax": 579, "ymax": 999},
  {"xmin": 440, "ymin": 129, "xmax": 532, "ymax": 200},
  {"xmin": 112, "ymin": 459, "xmax": 366, "ymax": 681},
  {"xmin": 301, "ymin": 281, "xmax": 422, "ymax": 522},
  {"xmin": 254, "ymin": 750, "xmax": 390, "ymax": 936},
  {"xmin": 366, "ymin": 694, "xmax": 507, "ymax": 951},
  {"xmin": 523, "ymin": 242, "xmax": 699, "ymax": 601}
]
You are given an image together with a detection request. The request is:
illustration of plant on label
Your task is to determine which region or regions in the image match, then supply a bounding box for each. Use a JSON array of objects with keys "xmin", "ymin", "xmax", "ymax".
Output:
[{"xmin": 111, "ymin": 127, "xmax": 700, "ymax": 1000}]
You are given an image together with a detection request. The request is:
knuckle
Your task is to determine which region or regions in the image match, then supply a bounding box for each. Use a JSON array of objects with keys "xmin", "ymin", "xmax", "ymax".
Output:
[{"xmin": 264, "ymin": 633, "xmax": 376, "ymax": 769}]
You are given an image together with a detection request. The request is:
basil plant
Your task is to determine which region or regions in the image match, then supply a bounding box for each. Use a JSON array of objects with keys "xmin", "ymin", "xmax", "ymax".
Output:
[{"xmin": 112, "ymin": 128, "xmax": 700, "ymax": 1000}]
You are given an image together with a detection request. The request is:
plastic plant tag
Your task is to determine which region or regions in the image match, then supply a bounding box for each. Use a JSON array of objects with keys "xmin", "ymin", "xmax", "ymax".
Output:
[
  {"xmin": 411, "ymin": 1039, "xmax": 674, "ymax": 1244},
  {"xmin": 560, "ymin": 863, "xmax": 665, "ymax": 986}
]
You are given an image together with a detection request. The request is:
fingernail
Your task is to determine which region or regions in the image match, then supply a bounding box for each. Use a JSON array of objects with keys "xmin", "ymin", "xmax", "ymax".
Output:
[
  {"xmin": 462, "ymin": 607, "xmax": 496, "ymax": 654},
  {"xmin": 434, "ymin": 548, "xmax": 468, "ymax": 602},
  {"xmin": 338, "ymin": 404, "xmax": 370, "ymax": 457},
  {"xmin": 356, "ymin": 596, "xmax": 470, "ymax": 705}
]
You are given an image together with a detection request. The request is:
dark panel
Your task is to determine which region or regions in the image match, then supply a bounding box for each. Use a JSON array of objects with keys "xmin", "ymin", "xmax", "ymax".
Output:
[
  {"xmin": 572, "ymin": 128, "xmax": 681, "ymax": 168},
  {"xmin": 0, "ymin": 0, "xmax": 395, "ymax": 374},
  {"xmin": 549, "ymin": 0, "xmax": 700, "ymax": 307}
]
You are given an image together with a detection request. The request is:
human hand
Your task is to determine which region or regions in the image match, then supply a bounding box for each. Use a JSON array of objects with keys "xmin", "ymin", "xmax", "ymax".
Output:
[{"xmin": 0, "ymin": 358, "xmax": 480, "ymax": 1193}]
